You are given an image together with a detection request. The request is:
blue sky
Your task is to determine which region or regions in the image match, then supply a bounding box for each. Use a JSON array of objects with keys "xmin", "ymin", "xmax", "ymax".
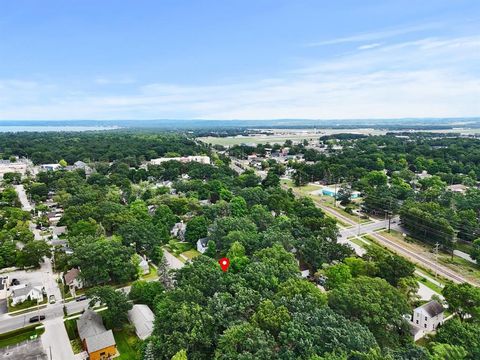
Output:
[{"xmin": 0, "ymin": 0, "xmax": 479, "ymax": 120}]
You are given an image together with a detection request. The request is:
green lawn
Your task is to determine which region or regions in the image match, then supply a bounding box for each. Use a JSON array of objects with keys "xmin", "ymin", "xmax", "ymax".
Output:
[
  {"xmin": 114, "ymin": 326, "xmax": 141, "ymax": 360},
  {"xmin": 415, "ymin": 274, "xmax": 443, "ymax": 294},
  {"xmin": 8, "ymin": 297, "xmax": 47, "ymax": 313},
  {"xmin": 0, "ymin": 325, "xmax": 45, "ymax": 349},
  {"xmin": 182, "ymin": 249, "xmax": 201, "ymax": 260},
  {"xmin": 141, "ymin": 264, "xmax": 159, "ymax": 281},
  {"xmin": 164, "ymin": 239, "xmax": 193, "ymax": 256}
]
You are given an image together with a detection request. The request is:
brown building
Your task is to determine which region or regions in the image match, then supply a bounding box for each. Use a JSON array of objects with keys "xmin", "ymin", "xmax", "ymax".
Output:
[{"xmin": 77, "ymin": 310, "xmax": 117, "ymax": 360}]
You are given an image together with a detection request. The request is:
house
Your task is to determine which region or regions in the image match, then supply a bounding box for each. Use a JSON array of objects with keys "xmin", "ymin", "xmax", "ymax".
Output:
[
  {"xmin": 10, "ymin": 283, "xmax": 44, "ymax": 306},
  {"xmin": 171, "ymin": 222, "xmax": 186, "ymax": 241},
  {"xmin": 411, "ymin": 300, "xmax": 445, "ymax": 340},
  {"xmin": 197, "ymin": 238, "xmax": 208, "ymax": 254},
  {"xmin": 136, "ymin": 255, "xmax": 150, "ymax": 275},
  {"xmin": 298, "ymin": 261, "xmax": 310, "ymax": 279},
  {"xmin": 128, "ymin": 304, "xmax": 154, "ymax": 340},
  {"xmin": 73, "ymin": 161, "xmax": 93, "ymax": 176},
  {"xmin": 77, "ymin": 310, "xmax": 117, "ymax": 360},
  {"xmin": 64, "ymin": 268, "xmax": 83, "ymax": 296}
]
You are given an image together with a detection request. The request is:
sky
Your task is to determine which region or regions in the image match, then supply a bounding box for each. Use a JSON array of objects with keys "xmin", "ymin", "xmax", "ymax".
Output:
[{"xmin": 0, "ymin": 0, "xmax": 479, "ymax": 121}]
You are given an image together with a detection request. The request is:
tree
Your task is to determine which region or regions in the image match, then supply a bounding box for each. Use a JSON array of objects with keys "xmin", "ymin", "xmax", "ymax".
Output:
[
  {"xmin": 215, "ymin": 322, "xmax": 276, "ymax": 360},
  {"xmin": 118, "ymin": 219, "xmax": 168, "ymax": 255},
  {"xmin": 16, "ymin": 240, "xmax": 51, "ymax": 268},
  {"xmin": 86, "ymin": 286, "xmax": 132, "ymax": 329},
  {"xmin": 154, "ymin": 247, "xmax": 173, "ymax": 289},
  {"xmin": 171, "ymin": 349, "xmax": 188, "ymax": 360},
  {"xmin": 328, "ymin": 276, "xmax": 410, "ymax": 348},
  {"xmin": 430, "ymin": 343, "xmax": 468, "ymax": 360},
  {"xmin": 185, "ymin": 216, "xmax": 208, "ymax": 246},
  {"xmin": 434, "ymin": 319, "xmax": 480, "ymax": 359},
  {"xmin": 204, "ymin": 240, "xmax": 217, "ymax": 258},
  {"xmin": 69, "ymin": 236, "xmax": 137, "ymax": 285},
  {"xmin": 251, "ymin": 300, "xmax": 290, "ymax": 336},
  {"xmin": 443, "ymin": 283, "xmax": 480, "ymax": 320},
  {"xmin": 324, "ymin": 263, "xmax": 352, "ymax": 290},
  {"xmin": 129, "ymin": 280, "xmax": 164, "ymax": 308},
  {"xmin": 262, "ymin": 170, "xmax": 280, "ymax": 188},
  {"xmin": 337, "ymin": 185, "xmax": 352, "ymax": 206},
  {"xmin": 59, "ymin": 159, "xmax": 68, "ymax": 167},
  {"xmin": 229, "ymin": 196, "xmax": 248, "ymax": 217},
  {"xmin": 471, "ymin": 238, "xmax": 480, "ymax": 263}
]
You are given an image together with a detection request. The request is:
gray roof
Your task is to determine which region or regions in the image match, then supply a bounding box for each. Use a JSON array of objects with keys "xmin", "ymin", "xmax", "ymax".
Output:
[
  {"xmin": 12, "ymin": 284, "xmax": 42, "ymax": 298},
  {"xmin": 85, "ymin": 330, "xmax": 115, "ymax": 353},
  {"xmin": 419, "ymin": 300, "xmax": 444, "ymax": 317},
  {"xmin": 77, "ymin": 310, "xmax": 106, "ymax": 341},
  {"xmin": 128, "ymin": 304, "xmax": 154, "ymax": 340},
  {"xmin": 198, "ymin": 237, "xmax": 208, "ymax": 247}
]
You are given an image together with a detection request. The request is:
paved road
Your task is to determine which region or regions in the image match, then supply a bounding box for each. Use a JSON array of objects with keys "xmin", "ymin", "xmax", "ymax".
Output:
[
  {"xmin": 41, "ymin": 318, "xmax": 75, "ymax": 360},
  {"xmin": 14, "ymin": 184, "xmax": 32, "ymax": 212},
  {"xmin": 0, "ymin": 299, "xmax": 89, "ymax": 334}
]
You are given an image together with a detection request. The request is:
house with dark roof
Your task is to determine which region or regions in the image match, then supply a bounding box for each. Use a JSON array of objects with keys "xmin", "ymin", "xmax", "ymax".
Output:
[
  {"xmin": 197, "ymin": 238, "xmax": 208, "ymax": 254},
  {"xmin": 77, "ymin": 310, "xmax": 116, "ymax": 360},
  {"xmin": 411, "ymin": 300, "xmax": 445, "ymax": 340},
  {"xmin": 64, "ymin": 268, "xmax": 83, "ymax": 296}
]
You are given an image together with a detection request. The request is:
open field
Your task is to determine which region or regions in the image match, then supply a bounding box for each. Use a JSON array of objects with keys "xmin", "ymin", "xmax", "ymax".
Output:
[{"xmin": 0, "ymin": 325, "xmax": 45, "ymax": 349}]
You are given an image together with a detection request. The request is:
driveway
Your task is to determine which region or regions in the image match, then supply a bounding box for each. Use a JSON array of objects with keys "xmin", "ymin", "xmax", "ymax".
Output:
[
  {"xmin": 41, "ymin": 318, "xmax": 75, "ymax": 360},
  {"xmin": 13, "ymin": 184, "xmax": 32, "ymax": 212},
  {"xmin": 164, "ymin": 250, "xmax": 185, "ymax": 270}
]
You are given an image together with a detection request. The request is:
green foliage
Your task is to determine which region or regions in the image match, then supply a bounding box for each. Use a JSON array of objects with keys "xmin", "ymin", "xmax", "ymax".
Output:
[
  {"xmin": 185, "ymin": 216, "xmax": 208, "ymax": 245},
  {"xmin": 86, "ymin": 286, "xmax": 132, "ymax": 329},
  {"xmin": 129, "ymin": 280, "xmax": 164, "ymax": 308},
  {"xmin": 328, "ymin": 276, "xmax": 410, "ymax": 348},
  {"xmin": 324, "ymin": 263, "xmax": 352, "ymax": 290},
  {"xmin": 442, "ymin": 282, "xmax": 480, "ymax": 320}
]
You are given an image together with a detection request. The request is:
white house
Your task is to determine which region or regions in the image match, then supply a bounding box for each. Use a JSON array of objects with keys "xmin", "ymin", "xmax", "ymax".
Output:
[
  {"xmin": 411, "ymin": 300, "xmax": 445, "ymax": 340},
  {"xmin": 197, "ymin": 238, "xmax": 208, "ymax": 254},
  {"xmin": 40, "ymin": 163, "xmax": 61, "ymax": 171},
  {"xmin": 128, "ymin": 304, "xmax": 155, "ymax": 340},
  {"xmin": 10, "ymin": 284, "xmax": 44, "ymax": 306},
  {"xmin": 136, "ymin": 255, "xmax": 150, "ymax": 275}
]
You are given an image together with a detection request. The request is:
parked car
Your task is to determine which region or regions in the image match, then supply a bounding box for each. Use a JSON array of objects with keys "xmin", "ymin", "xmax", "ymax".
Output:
[
  {"xmin": 75, "ymin": 295, "xmax": 87, "ymax": 302},
  {"xmin": 10, "ymin": 279, "xmax": 20, "ymax": 286},
  {"xmin": 29, "ymin": 315, "xmax": 46, "ymax": 323},
  {"xmin": 49, "ymin": 295, "xmax": 56, "ymax": 304}
]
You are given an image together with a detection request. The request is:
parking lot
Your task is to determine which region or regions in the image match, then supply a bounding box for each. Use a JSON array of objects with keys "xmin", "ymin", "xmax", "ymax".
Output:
[{"xmin": 0, "ymin": 338, "xmax": 47, "ymax": 360}]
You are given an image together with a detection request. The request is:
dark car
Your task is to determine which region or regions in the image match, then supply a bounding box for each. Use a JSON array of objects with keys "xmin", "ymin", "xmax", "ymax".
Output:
[
  {"xmin": 10, "ymin": 279, "xmax": 20, "ymax": 286},
  {"xmin": 75, "ymin": 295, "xmax": 87, "ymax": 302},
  {"xmin": 29, "ymin": 315, "xmax": 46, "ymax": 323}
]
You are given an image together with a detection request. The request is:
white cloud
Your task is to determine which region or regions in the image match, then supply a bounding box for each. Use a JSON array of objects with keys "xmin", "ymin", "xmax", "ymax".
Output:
[
  {"xmin": 357, "ymin": 43, "xmax": 382, "ymax": 50},
  {"xmin": 0, "ymin": 34, "xmax": 479, "ymax": 120}
]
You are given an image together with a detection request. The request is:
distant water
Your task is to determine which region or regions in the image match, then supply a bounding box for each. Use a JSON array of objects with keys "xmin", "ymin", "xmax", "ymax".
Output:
[{"xmin": 0, "ymin": 125, "xmax": 120, "ymax": 132}]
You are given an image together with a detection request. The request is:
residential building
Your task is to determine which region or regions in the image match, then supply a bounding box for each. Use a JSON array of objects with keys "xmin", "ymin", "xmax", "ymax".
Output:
[
  {"xmin": 412, "ymin": 300, "xmax": 444, "ymax": 331},
  {"xmin": 40, "ymin": 163, "xmax": 61, "ymax": 171},
  {"xmin": 64, "ymin": 268, "xmax": 83, "ymax": 296},
  {"xmin": 128, "ymin": 304, "xmax": 154, "ymax": 340},
  {"xmin": 10, "ymin": 283, "xmax": 44, "ymax": 306},
  {"xmin": 197, "ymin": 238, "xmax": 208, "ymax": 254},
  {"xmin": 77, "ymin": 310, "xmax": 117, "ymax": 360},
  {"xmin": 136, "ymin": 255, "xmax": 150, "ymax": 275}
]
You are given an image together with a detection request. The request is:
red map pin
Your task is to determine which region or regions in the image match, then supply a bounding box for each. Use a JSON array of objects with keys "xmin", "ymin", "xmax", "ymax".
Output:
[{"xmin": 218, "ymin": 257, "xmax": 230, "ymax": 272}]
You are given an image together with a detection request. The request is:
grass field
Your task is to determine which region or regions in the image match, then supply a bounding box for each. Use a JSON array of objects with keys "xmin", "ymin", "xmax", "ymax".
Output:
[
  {"xmin": 114, "ymin": 326, "xmax": 140, "ymax": 360},
  {"xmin": 0, "ymin": 325, "xmax": 45, "ymax": 349},
  {"xmin": 182, "ymin": 249, "xmax": 201, "ymax": 260}
]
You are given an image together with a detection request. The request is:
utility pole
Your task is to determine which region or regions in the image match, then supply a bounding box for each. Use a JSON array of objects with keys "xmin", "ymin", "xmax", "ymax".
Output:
[{"xmin": 434, "ymin": 242, "xmax": 440, "ymax": 278}]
